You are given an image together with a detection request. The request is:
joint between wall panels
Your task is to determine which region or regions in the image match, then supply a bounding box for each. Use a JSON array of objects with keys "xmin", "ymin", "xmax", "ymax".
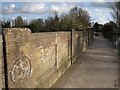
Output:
[{"xmin": 1, "ymin": 28, "xmax": 94, "ymax": 88}]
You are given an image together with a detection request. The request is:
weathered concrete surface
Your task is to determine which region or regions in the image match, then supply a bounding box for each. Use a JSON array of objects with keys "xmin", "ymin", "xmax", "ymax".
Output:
[
  {"xmin": 0, "ymin": 35, "xmax": 3, "ymax": 89},
  {"xmin": 52, "ymin": 35, "xmax": 118, "ymax": 88},
  {"xmin": 2, "ymin": 28, "xmax": 94, "ymax": 88},
  {"xmin": 3, "ymin": 28, "xmax": 71, "ymax": 88},
  {"xmin": 118, "ymin": 37, "xmax": 120, "ymax": 88}
]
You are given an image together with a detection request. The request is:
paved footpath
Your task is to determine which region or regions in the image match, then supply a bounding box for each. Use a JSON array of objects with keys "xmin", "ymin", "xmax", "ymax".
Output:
[{"xmin": 52, "ymin": 35, "xmax": 118, "ymax": 88}]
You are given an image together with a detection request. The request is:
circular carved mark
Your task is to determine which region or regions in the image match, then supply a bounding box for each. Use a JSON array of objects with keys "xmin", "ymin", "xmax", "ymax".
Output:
[{"xmin": 11, "ymin": 56, "xmax": 31, "ymax": 84}]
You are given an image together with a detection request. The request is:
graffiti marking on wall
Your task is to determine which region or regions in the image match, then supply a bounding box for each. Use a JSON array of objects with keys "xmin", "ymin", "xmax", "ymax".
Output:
[{"xmin": 11, "ymin": 56, "xmax": 31, "ymax": 84}]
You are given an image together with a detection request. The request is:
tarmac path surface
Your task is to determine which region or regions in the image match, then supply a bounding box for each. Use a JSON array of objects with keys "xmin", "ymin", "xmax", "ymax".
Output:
[{"xmin": 52, "ymin": 36, "xmax": 118, "ymax": 88}]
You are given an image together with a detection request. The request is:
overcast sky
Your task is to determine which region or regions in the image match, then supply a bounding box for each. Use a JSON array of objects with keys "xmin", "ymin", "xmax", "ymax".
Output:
[{"xmin": 1, "ymin": 0, "xmax": 116, "ymax": 24}]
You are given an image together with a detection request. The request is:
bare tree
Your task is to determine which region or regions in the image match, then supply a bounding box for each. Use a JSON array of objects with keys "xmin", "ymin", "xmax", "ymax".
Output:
[{"xmin": 110, "ymin": 1, "xmax": 120, "ymax": 28}]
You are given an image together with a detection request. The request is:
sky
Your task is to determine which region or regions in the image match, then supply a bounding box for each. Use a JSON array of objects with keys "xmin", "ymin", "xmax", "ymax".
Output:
[{"xmin": 0, "ymin": 0, "xmax": 116, "ymax": 24}]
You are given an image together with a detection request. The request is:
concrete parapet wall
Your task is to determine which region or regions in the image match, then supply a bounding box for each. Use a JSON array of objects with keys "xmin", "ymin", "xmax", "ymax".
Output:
[
  {"xmin": 1, "ymin": 28, "xmax": 94, "ymax": 88},
  {"xmin": 0, "ymin": 35, "xmax": 3, "ymax": 89}
]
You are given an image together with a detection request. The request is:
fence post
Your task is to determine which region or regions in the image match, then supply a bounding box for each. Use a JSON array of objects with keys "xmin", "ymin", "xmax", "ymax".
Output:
[
  {"xmin": 70, "ymin": 29, "xmax": 72, "ymax": 64},
  {"xmin": 71, "ymin": 29, "xmax": 75, "ymax": 64}
]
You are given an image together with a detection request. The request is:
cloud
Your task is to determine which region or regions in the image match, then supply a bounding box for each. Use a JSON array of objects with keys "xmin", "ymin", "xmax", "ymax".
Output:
[
  {"xmin": 89, "ymin": 2, "xmax": 113, "ymax": 8},
  {"xmin": 20, "ymin": 3, "xmax": 48, "ymax": 14},
  {"xmin": 2, "ymin": 3, "xmax": 48, "ymax": 14},
  {"xmin": 2, "ymin": 2, "xmax": 113, "ymax": 15},
  {"xmin": 80, "ymin": 6, "xmax": 111, "ymax": 24},
  {"xmin": 2, "ymin": 4, "xmax": 16, "ymax": 14},
  {"xmin": 51, "ymin": 3, "xmax": 75, "ymax": 13},
  {"xmin": 9, "ymin": 4, "xmax": 16, "ymax": 9},
  {"xmin": 95, "ymin": 8, "xmax": 106, "ymax": 12},
  {"xmin": 82, "ymin": 7, "xmax": 110, "ymax": 24},
  {"xmin": 0, "ymin": 4, "xmax": 2, "ymax": 14},
  {"xmin": 76, "ymin": 2, "xmax": 114, "ymax": 10},
  {"xmin": 2, "ymin": 0, "xmax": 115, "ymax": 2},
  {"xmin": 82, "ymin": 7, "xmax": 92, "ymax": 16},
  {"xmin": 98, "ymin": 16, "xmax": 109, "ymax": 24},
  {"xmin": 2, "ymin": 2, "xmax": 113, "ymax": 24},
  {"xmin": 92, "ymin": 8, "xmax": 111, "ymax": 24},
  {"xmin": 96, "ymin": 0, "xmax": 106, "ymax": 2},
  {"xmin": 2, "ymin": 3, "xmax": 75, "ymax": 15}
]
